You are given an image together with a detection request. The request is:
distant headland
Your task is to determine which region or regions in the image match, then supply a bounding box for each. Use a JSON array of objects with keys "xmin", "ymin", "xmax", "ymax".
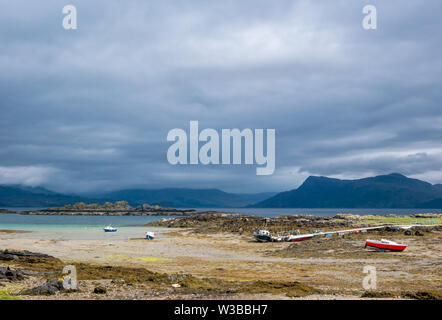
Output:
[{"xmin": 5, "ymin": 201, "xmax": 197, "ymax": 216}]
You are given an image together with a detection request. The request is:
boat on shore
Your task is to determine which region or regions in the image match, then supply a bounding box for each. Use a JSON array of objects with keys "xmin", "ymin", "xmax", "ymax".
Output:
[
  {"xmin": 103, "ymin": 226, "xmax": 118, "ymax": 232},
  {"xmin": 253, "ymin": 230, "xmax": 272, "ymax": 242},
  {"xmin": 145, "ymin": 231, "xmax": 155, "ymax": 240},
  {"xmin": 253, "ymin": 225, "xmax": 415, "ymax": 244},
  {"xmin": 365, "ymin": 239, "xmax": 407, "ymax": 251},
  {"xmin": 254, "ymin": 230, "xmax": 315, "ymax": 242},
  {"xmin": 287, "ymin": 234, "xmax": 314, "ymax": 242}
]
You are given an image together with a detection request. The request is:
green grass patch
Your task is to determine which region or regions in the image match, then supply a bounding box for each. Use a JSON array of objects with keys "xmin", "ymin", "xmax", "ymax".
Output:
[
  {"xmin": 0, "ymin": 289, "xmax": 12, "ymax": 295},
  {"xmin": 354, "ymin": 216, "xmax": 442, "ymax": 225},
  {"xmin": 0, "ymin": 287, "xmax": 24, "ymax": 300},
  {"xmin": 0, "ymin": 295, "xmax": 22, "ymax": 300}
]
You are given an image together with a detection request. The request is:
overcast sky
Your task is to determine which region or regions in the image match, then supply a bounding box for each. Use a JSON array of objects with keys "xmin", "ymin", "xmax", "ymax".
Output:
[{"xmin": 0, "ymin": 0, "xmax": 441, "ymax": 194}]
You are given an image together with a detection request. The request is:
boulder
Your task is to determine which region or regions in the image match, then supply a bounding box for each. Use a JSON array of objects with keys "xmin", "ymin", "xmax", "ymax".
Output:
[
  {"xmin": 0, "ymin": 249, "xmax": 51, "ymax": 261},
  {"xmin": 93, "ymin": 286, "xmax": 107, "ymax": 294},
  {"xmin": 19, "ymin": 279, "xmax": 64, "ymax": 296},
  {"xmin": 0, "ymin": 266, "xmax": 25, "ymax": 281}
]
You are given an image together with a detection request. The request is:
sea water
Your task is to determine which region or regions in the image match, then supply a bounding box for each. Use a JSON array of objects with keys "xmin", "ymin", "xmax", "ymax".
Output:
[
  {"xmin": 0, "ymin": 213, "xmax": 172, "ymax": 240},
  {"xmin": 186, "ymin": 207, "xmax": 442, "ymax": 217}
]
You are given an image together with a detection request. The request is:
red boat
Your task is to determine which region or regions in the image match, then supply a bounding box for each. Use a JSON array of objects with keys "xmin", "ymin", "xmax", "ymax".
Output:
[{"xmin": 365, "ymin": 239, "xmax": 407, "ymax": 251}]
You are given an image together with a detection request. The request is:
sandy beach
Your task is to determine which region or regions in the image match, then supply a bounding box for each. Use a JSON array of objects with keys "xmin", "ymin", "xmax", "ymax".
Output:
[{"xmin": 1, "ymin": 214, "xmax": 441, "ymax": 300}]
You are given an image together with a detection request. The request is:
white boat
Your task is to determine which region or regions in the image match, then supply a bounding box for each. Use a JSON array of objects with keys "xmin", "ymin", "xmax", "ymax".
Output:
[
  {"xmin": 104, "ymin": 226, "xmax": 118, "ymax": 232},
  {"xmin": 253, "ymin": 230, "xmax": 272, "ymax": 242},
  {"xmin": 145, "ymin": 231, "xmax": 155, "ymax": 240},
  {"xmin": 286, "ymin": 233, "xmax": 315, "ymax": 242}
]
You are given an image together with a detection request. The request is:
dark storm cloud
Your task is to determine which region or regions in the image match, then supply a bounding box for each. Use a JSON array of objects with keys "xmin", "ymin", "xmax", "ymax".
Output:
[{"xmin": 0, "ymin": 0, "xmax": 441, "ymax": 193}]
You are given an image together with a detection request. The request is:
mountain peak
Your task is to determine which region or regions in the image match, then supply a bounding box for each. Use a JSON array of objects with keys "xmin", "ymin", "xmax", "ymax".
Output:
[
  {"xmin": 251, "ymin": 173, "xmax": 442, "ymax": 208},
  {"xmin": 300, "ymin": 175, "xmax": 341, "ymax": 188},
  {"xmin": 384, "ymin": 173, "xmax": 407, "ymax": 179}
]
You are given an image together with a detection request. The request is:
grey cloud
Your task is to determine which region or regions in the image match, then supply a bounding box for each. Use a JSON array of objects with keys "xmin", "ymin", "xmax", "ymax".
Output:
[{"xmin": 0, "ymin": 0, "xmax": 441, "ymax": 193}]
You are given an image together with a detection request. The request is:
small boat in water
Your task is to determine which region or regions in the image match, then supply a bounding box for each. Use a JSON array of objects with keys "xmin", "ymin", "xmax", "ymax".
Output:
[
  {"xmin": 365, "ymin": 239, "xmax": 407, "ymax": 251},
  {"xmin": 104, "ymin": 226, "xmax": 118, "ymax": 232},
  {"xmin": 254, "ymin": 230, "xmax": 272, "ymax": 242},
  {"xmin": 145, "ymin": 231, "xmax": 155, "ymax": 240}
]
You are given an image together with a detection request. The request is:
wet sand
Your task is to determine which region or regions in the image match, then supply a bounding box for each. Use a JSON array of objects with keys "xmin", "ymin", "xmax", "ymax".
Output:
[
  {"xmin": 1, "ymin": 217, "xmax": 441, "ymax": 300},
  {"xmin": 0, "ymin": 229, "xmax": 30, "ymax": 234}
]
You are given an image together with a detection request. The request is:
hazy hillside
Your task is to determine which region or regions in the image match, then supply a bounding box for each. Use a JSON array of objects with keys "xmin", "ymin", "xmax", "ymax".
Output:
[
  {"xmin": 3, "ymin": 174, "xmax": 441, "ymax": 209},
  {"xmin": 236, "ymin": 192, "xmax": 277, "ymax": 203},
  {"xmin": 0, "ymin": 185, "xmax": 271, "ymax": 208},
  {"xmin": 102, "ymin": 188, "xmax": 252, "ymax": 208},
  {"xmin": 0, "ymin": 185, "xmax": 90, "ymax": 207}
]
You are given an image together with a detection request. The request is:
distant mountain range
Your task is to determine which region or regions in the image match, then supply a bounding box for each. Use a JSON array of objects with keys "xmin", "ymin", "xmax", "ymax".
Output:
[
  {"xmin": 103, "ymin": 188, "xmax": 255, "ymax": 208},
  {"xmin": 250, "ymin": 173, "xmax": 442, "ymax": 208},
  {"xmin": 0, "ymin": 186, "xmax": 272, "ymax": 208},
  {"xmin": 1, "ymin": 173, "xmax": 442, "ymax": 209},
  {"xmin": 0, "ymin": 185, "xmax": 87, "ymax": 207},
  {"xmin": 235, "ymin": 192, "xmax": 278, "ymax": 204}
]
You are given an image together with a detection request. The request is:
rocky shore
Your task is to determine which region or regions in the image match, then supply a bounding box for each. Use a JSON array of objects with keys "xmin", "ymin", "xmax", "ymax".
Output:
[
  {"xmin": 1, "ymin": 211, "xmax": 441, "ymax": 300},
  {"xmin": 0, "ymin": 209, "xmax": 16, "ymax": 214},
  {"xmin": 146, "ymin": 212, "xmax": 442, "ymax": 234},
  {"xmin": 0, "ymin": 249, "xmax": 319, "ymax": 300}
]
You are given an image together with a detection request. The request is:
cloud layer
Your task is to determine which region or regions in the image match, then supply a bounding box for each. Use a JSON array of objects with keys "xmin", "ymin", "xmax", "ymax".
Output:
[{"xmin": 1, "ymin": 0, "xmax": 441, "ymax": 193}]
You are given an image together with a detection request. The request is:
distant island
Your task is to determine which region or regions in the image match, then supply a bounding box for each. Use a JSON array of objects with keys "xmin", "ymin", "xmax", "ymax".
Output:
[{"xmin": 6, "ymin": 201, "xmax": 197, "ymax": 216}]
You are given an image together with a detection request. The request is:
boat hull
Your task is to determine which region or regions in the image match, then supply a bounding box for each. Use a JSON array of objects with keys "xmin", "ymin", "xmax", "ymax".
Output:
[
  {"xmin": 254, "ymin": 235, "xmax": 272, "ymax": 242},
  {"xmin": 365, "ymin": 240, "xmax": 407, "ymax": 251},
  {"xmin": 145, "ymin": 232, "xmax": 155, "ymax": 240},
  {"xmin": 287, "ymin": 236, "xmax": 313, "ymax": 242}
]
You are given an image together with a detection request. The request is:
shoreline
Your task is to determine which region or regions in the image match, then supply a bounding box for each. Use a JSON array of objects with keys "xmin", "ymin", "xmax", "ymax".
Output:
[
  {"xmin": 0, "ymin": 229, "xmax": 30, "ymax": 234},
  {"xmin": 1, "ymin": 213, "xmax": 441, "ymax": 300},
  {"xmin": 2, "ymin": 207, "xmax": 442, "ymax": 217}
]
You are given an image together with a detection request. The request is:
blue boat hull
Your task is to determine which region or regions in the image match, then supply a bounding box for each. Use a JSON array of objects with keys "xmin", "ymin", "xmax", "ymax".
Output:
[{"xmin": 254, "ymin": 235, "xmax": 272, "ymax": 242}]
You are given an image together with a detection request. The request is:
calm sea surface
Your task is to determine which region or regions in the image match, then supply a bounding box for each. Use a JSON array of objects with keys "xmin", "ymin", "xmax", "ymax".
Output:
[
  {"xmin": 0, "ymin": 212, "xmax": 169, "ymax": 229},
  {"xmin": 0, "ymin": 212, "xmax": 172, "ymax": 240}
]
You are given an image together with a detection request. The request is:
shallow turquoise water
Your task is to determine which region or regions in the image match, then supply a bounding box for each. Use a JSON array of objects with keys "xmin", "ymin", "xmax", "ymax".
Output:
[
  {"xmin": 0, "ymin": 213, "xmax": 169, "ymax": 231},
  {"xmin": 0, "ymin": 214, "xmax": 171, "ymax": 240}
]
